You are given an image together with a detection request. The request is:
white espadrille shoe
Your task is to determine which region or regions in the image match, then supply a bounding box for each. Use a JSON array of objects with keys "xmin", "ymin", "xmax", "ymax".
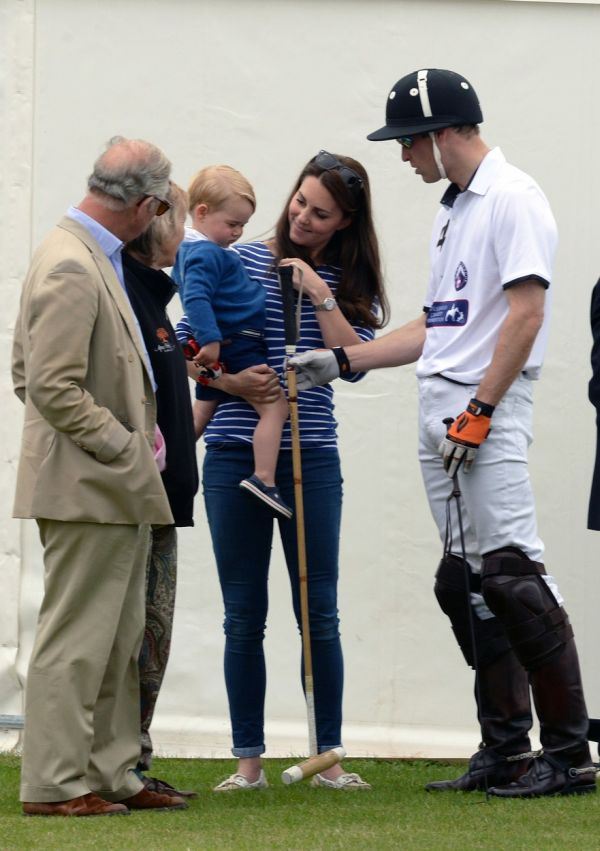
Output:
[
  {"xmin": 213, "ymin": 769, "xmax": 269, "ymax": 792},
  {"xmin": 311, "ymin": 772, "xmax": 371, "ymax": 790}
]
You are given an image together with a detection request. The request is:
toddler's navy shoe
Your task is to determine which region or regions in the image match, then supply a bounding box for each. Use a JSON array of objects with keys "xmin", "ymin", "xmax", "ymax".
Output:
[{"xmin": 239, "ymin": 475, "xmax": 293, "ymax": 519}]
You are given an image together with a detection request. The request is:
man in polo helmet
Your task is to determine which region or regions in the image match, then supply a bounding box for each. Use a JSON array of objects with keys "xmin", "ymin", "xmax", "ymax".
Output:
[
  {"xmin": 290, "ymin": 69, "xmax": 595, "ymax": 798},
  {"xmin": 367, "ymin": 68, "xmax": 483, "ymax": 180}
]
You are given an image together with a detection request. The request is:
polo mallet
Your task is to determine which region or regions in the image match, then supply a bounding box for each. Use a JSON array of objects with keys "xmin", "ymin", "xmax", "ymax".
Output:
[
  {"xmin": 278, "ymin": 264, "xmax": 345, "ymax": 784},
  {"xmin": 442, "ymin": 418, "xmax": 489, "ymax": 799}
]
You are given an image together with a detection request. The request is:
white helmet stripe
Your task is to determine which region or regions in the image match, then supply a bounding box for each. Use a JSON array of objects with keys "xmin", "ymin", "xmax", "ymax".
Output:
[
  {"xmin": 417, "ymin": 69, "xmax": 432, "ymax": 118},
  {"xmin": 417, "ymin": 69, "xmax": 447, "ymax": 180}
]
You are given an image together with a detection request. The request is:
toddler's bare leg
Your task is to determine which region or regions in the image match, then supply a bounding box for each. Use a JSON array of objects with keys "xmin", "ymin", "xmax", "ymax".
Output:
[{"xmin": 251, "ymin": 393, "xmax": 289, "ymax": 485}]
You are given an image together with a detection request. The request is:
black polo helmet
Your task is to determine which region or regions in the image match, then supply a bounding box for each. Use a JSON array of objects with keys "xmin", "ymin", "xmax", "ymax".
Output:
[{"xmin": 367, "ymin": 69, "xmax": 483, "ymax": 141}]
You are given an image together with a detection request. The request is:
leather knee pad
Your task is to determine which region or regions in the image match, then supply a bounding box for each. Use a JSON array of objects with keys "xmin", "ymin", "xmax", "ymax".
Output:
[
  {"xmin": 434, "ymin": 555, "xmax": 512, "ymax": 669},
  {"xmin": 481, "ymin": 547, "xmax": 573, "ymax": 671}
]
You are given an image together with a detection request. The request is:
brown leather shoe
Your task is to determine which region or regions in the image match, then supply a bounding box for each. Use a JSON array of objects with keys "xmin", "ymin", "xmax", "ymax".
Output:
[
  {"xmin": 23, "ymin": 793, "xmax": 129, "ymax": 817},
  {"xmin": 141, "ymin": 774, "xmax": 197, "ymax": 799},
  {"xmin": 120, "ymin": 786, "xmax": 188, "ymax": 810}
]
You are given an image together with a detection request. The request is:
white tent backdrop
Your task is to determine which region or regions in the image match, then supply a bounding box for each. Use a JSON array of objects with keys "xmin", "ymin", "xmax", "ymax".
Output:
[{"xmin": 2, "ymin": 0, "xmax": 600, "ymax": 760}]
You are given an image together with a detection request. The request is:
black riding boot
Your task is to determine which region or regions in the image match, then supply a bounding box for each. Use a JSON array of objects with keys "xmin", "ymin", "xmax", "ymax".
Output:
[
  {"xmin": 426, "ymin": 649, "xmax": 533, "ymax": 791},
  {"xmin": 427, "ymin": 555, "xmax": 534, "ymax": 792},
  {"xmin": 489, "ymin": 640, "xmax": 596, "ymax": 798},
  {"xmin": 481, "ymin": 548, "xmax": 596, "ymax": 798}
]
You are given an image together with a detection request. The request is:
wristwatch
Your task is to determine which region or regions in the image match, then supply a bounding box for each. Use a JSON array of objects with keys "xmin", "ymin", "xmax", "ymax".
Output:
[{"xmin": 314, "ymin": 296, "xmax": 337, "ymax": 312}]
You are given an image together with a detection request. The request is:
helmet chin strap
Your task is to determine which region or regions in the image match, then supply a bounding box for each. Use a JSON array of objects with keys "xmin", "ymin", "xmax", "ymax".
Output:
[
  {"xmin": 429, "ymin": 132, "xmax": 447, "ymax": 180},
  {"xmin": 417, "ymin": 69, "xmax": 447, "ymax": 180}
]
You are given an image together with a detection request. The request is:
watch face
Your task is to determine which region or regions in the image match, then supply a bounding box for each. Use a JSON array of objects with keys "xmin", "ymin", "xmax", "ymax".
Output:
[{"xmin": 315, "ymin": 297, "xmax": 337, "ymax": 312}]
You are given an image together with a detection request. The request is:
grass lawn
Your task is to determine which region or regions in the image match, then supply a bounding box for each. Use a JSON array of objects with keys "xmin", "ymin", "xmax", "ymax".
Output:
[{"xmin": 0, "ymin": 754, "xmax": 598, "ymax": 850}]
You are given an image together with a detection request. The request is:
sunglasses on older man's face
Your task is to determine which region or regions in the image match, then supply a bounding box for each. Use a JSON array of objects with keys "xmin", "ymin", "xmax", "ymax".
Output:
[
  {"xmin": 312, "ymin": 150, "xmax": 364, "ymax": 196},
  {"xmin": 151, "ymin": 196, "xmax": 171, "ymax": 216},
  {"xmin": 138, "ymin": 195, "xmax": 171, "ymax": 216}
]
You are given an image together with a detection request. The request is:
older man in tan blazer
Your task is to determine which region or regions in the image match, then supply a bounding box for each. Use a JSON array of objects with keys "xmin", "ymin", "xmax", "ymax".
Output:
[{"xmin": 13, "ymin": 138, "xmax": 188, "ymax": 816}]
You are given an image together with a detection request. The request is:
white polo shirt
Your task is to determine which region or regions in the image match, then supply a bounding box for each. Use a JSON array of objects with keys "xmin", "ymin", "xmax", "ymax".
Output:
[{"xmin": 416, "ymin": 147, "xmax": 557, "ymax": 384}]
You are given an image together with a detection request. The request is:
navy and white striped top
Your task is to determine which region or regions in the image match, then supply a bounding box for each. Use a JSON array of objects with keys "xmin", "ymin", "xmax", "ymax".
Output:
[{"xmin": 176, "ymin": 241, "xmax": 375, "ymax": 450}]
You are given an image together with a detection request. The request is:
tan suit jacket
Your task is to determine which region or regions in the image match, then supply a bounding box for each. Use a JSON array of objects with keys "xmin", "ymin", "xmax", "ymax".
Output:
[{"xmin": 12, "ymin": 216, "xmax": 173, "ymax": 525}]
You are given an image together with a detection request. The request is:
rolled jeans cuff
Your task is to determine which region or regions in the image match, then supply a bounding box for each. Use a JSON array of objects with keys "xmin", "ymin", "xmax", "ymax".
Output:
[
  {"xmin": 319, "ymin": 743, "xmax": 343, "ymax": 753},
  {"xmin": 232, "ymin": 745, "xmax": 265, "ymax": 758}
]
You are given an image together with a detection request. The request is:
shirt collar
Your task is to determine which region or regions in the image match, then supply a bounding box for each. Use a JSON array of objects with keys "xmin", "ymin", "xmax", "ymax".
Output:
[
  {"xmin": 67, "ymin": 205, "xmax": 123, "ymax": 259},
  {"xmin": 183, "ymin": 225, "xmax": 236, "ymax": 252},
  {"xmin": 440, "ymin": 183, "xmax": 462, "ymax": 209},
  {"xmin": 440, "ymin": 147, "xmax": 505, "ymax": 208},
  {"xmin": 183, "ymin": 226, "xmax": 208, "ymax": 242},
  {"xmin": 462, "ymin": 146, "xmax": 505, "ymax": 197}
]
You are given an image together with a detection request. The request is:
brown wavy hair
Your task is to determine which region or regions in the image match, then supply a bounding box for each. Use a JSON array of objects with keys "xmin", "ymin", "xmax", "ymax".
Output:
[{"xmin": 273, "ymin": 153, "xmax": 388, "ymax": 329}]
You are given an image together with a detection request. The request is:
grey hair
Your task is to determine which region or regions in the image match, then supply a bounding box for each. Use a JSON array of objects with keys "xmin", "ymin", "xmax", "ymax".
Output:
[{"xmin": 88, "ymin": 136, "xmax": 171, "ymax": 208}]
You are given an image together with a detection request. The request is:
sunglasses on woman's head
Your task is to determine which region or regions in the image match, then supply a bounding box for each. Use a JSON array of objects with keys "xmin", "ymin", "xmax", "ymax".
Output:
[{"xmin": 312, "ymin": 150, "xmax": 364, "ymax": 197}]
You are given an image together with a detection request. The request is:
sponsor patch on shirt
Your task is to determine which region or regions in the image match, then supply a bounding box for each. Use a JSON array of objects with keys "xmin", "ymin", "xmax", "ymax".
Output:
[
  {"xmin": 454, "ymin": 262, "xmax": 468, "ymax": 291},
  {"xmin": 426, "ymin": 300, "xmax": 469, "ymax": 327}
]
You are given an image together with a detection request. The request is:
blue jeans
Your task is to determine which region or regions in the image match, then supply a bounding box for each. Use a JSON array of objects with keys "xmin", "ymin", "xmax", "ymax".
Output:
[{"xmin": 203, "ymin": 443, "xmax": 344, "ymax": 757}]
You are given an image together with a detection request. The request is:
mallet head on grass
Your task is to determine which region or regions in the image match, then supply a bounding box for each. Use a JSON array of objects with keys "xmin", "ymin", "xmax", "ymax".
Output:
[{"xmin": 281, "ymin": 747, "xmax": 346, "ymax": 785}]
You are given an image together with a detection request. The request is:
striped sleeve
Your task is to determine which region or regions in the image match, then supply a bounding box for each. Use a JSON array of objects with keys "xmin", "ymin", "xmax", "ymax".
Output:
[
  {"xmin": 174, "ymin": 315, "xmax": 193, "ymax": 345},
  {"xmin": 203, "ymin": 241, "xmax": 374, "ymax": 450}
]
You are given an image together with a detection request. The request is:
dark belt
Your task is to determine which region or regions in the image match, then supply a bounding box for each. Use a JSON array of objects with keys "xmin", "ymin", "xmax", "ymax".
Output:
[{"xmin": 434, "ymin": 370, "xmax": 532, "ymax": 386}]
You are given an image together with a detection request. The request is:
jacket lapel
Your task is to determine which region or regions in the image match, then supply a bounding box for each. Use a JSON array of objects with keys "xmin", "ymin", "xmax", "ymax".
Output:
[{"xmin": 57, "ymin": 216, "xmax": 152, "ymax": 381}]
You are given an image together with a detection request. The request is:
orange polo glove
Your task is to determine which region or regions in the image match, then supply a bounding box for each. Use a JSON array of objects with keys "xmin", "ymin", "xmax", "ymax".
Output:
[{"xmin": 439, "ymin": 398, "xmax": 494, "ymax": 478}]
